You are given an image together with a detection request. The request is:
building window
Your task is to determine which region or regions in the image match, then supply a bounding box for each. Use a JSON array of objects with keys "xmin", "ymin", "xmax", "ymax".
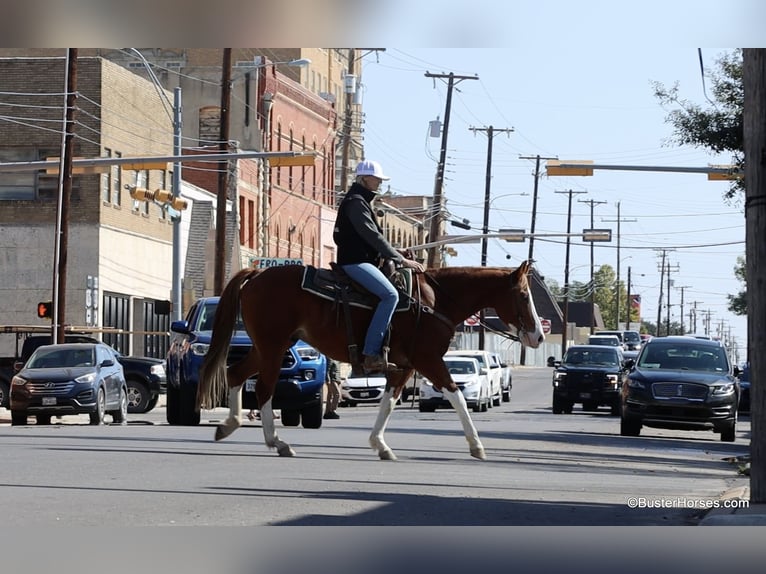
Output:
[
  {"xmin": 112, "ymin": 151, "xmax": 122, "ymax": 205},
  {"xmin": 0, "ymin": 148, "xmax": 61, "ymax": 200},
  {"xmin": 102, "ymin": 148, "xmax": 112, "ymax": 202}
]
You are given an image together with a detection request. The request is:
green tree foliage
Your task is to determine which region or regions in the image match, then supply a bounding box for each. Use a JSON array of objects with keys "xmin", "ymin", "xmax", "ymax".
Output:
[
  {"xmin": 652, "ymin": 49, "xmax": 744, "ymax": 201},
  {"xmin": 727, "ymin": 254, "xmax": 747, "ymax": 315}
]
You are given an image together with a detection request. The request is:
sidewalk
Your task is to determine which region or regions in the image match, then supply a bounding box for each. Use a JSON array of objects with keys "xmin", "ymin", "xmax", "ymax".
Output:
[{"xmin": 699, "ymin": 486, "xmax": 766, "ymax": 525}]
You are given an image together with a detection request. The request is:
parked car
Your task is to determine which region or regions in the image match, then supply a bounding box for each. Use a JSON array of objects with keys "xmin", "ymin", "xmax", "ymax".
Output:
[
  {"xmin": 548, "ymin": 345, "xmax": 626, "ymax": 415},
  {"xmin": 737, "ymin": 362, "xmax": 750, "ymax": 413},
  {"xmin": 444, "ymin": 349, "xmax": 502, "ymax": 406},
  {"xmin": 594, "ymin": 330, "xmax": 626, "ymax": 349},
  {"xmin": 166, "ymin": 296, "xmax": 327, "ymax": 428},
  {"xmin": 418, "ymin": 357, "xmax": 490, "ymax": 413},
  {"xmin": 620, "ymin": 336, "xmax": 739, "ymax": 442},
  {"xmin": 340, "ymin": 373, "xmax": 388, "ymax": 406},
  {"xmin": 10, "ymin": 343, "xmax": 128, "ymax": 426},
  {"xmin": 492, "ymin": 352, "xmax": 513, "ymax": 402}
]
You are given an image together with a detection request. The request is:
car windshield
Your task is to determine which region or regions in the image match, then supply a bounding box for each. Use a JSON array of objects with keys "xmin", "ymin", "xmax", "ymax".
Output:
[
  {"xmin": 623, "ymin": 332, "xmax": 640, "ymax": 343},
  {"xmin": 564, "ymin": 350, "xmax": 619, "ymax": 366},
  {"xmin": 28, "ymin": 347, "xmax": 95, "ymax": 368},
  {"xmin": 446, "ymin": 360, "xmax": 476, "ymax": 375},
  {"xmin": 637, "ymin": 344, "xmax": 728, "ymax": 372}
]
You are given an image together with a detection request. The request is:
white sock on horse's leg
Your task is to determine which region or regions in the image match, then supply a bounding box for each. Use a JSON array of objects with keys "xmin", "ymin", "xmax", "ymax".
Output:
[
  {"xmin": 261, "ymin": 399, "xmax": 295, "ymax": 457},
  {"xmin": 370, "ymin": 389, "xmax": 397, "ymax": 460},
  {"xmin": 442, "ymin": 387, "xmax": 486, "ymax": 460},
  {"xmin": 214, "ymin": 384, "xmax": 243, "ymax": 441}
]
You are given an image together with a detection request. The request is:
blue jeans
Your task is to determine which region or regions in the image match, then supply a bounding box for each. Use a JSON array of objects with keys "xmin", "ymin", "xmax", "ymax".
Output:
[{"xmin": 341, "ymin": 262, "xmax": 399, "ymax": 356}]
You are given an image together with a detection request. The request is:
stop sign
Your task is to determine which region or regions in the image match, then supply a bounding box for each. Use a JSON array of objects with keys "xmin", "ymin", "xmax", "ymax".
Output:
[
  {"xmin": 540, "ymin": 318, "xmax": 551, "ymax": 334},
  {"xmin": 464, "ymin": 314, "xmax": 480, "ymax": 327}
]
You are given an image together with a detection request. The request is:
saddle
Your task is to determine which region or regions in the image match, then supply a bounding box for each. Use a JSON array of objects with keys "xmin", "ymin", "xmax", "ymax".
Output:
[{"xmin": 301, "ymin": 262, "xmax": 414, "ymax": 369}]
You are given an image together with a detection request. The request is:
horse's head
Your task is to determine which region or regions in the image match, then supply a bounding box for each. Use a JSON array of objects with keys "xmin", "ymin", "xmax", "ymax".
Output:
[{"xmin": 496, "ymin": 260, "xmax": 545, "ymax": 348}]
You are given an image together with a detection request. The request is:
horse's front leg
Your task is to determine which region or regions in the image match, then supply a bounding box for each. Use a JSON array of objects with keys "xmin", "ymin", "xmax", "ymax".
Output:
[
  {"xmin": 369, "ymin": 387, "xmax": 399, "ymax": 460},
  {"xmin": 214, "ymin": 384, "xmax": 243, "ymax": 441},
  {"xmin": 442, "ymin": 387, "xmax": 486, "ymax": 460},
  {"xmin": 259, "ymin": 399, "xmax": 295, "ymax": 457}
]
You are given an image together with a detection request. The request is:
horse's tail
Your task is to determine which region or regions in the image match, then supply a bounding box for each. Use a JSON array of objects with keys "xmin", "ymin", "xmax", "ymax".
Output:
[{"xmin": 197, "ymin": 268, "xmax": 259, "ymax": 409}]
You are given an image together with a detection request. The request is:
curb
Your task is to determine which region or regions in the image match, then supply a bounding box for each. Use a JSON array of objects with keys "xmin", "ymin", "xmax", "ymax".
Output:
[{"xmin": 699, "ymin": 486, "xmax": 766, "ymax": 525}]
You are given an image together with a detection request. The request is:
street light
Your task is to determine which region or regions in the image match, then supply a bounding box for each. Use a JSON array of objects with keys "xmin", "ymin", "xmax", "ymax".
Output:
[{"xmin": 128, "ymin": 48, "xmax": 184, "ymax": 321}]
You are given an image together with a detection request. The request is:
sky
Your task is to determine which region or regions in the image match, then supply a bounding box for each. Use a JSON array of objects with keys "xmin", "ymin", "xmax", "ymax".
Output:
[{"xmin": 358, "ymin": 46, "xmax": 748, "ymax": 358}]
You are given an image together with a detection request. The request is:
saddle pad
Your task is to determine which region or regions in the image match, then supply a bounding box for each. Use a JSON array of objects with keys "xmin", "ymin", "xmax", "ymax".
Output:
[{"xmin": 301, "ymin": 265, "xmax": 412, "ymax": 312}]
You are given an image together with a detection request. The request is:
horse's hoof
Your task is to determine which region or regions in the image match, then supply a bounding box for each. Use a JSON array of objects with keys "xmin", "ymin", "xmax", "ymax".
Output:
[
  {"xmin": 215, "ymin": 424, "xmax": 236, "ymax": 441},
  {"xmin": 470, "ymin": 447, "xmax": 487, "ymax": 460},
  {"xmin": 277, "ymin": 445, "xmax": 296, "ymax": 457},
  {"xmin": 378, "ymin": 449, "xmax": 397, "ymax": 461}
]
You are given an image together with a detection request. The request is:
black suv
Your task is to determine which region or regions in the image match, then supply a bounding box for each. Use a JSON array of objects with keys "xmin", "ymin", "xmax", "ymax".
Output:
[
  {"xmin": 621, "ymin": 336, "xmax": 739, "ymax": 442},
  {"xmin": 548, "ymin": 345, "xmax": 626, "ymax": 415}
]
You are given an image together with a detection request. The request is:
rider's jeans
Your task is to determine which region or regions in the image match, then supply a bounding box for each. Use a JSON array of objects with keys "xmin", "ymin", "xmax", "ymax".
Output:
[{"xmin": 341, "ymin": 262, "xmax": 399, "ymax": 356}]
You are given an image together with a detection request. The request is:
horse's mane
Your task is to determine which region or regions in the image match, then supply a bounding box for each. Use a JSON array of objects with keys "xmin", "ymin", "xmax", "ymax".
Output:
[{"xmin": 427, "ymin": 265, "xmax": 528, "ymax": 290}]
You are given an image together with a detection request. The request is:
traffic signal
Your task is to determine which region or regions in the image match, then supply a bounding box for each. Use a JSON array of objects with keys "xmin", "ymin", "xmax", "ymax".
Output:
[{"xmin": 37, "ymin": 301, "xmax": 53, "ymax": 319}]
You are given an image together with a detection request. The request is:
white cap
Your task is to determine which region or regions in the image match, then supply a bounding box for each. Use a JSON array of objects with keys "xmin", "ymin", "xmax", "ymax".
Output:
[{"xmin": 355, "ymin": 160, "xmax": 390, "ymax": 180}]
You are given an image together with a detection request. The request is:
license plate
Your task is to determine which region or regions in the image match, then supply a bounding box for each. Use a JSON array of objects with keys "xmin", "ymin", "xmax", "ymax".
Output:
[
  {"xmin": 245, "ymin": 380, "xmax": 256, "ymax": 392},
  {"xmin": 579, "ymin": 392, "xmax": 591, "ymax": 399},
  {"xmin": 42, "ymin": 397, "xmax": 56, "ymax": 406},
  {"xmin": 359, "ymin": 391, "xmax": 370, "ymax": 398}
]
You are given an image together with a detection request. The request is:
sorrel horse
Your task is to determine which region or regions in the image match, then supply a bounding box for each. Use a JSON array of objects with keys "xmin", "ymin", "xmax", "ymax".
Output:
[{"xmin": 197, "ymin": 260, "xmax": 544, "ymax": 460}]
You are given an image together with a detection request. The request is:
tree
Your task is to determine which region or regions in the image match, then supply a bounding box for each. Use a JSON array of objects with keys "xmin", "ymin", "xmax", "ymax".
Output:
[
  {"xmin": 727, "ymin": 255, "xmax": 747, "ymax": 315},
  {"xmin": 653, "ymin": 49, "xmax": 744, "ymax": 202}
]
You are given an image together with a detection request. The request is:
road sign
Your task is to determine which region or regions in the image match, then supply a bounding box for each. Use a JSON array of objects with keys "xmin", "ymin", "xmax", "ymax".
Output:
[
  {"xmin": 464, "ymin": 314, "xmax": 480, "ymax": 327},
  {"xmin": 540, "ymin": 318, "xmax": 551, "ymax": 334},
  {"xmin": 249, "ymin": 257, "xmax": 304, "ymax": 269}
]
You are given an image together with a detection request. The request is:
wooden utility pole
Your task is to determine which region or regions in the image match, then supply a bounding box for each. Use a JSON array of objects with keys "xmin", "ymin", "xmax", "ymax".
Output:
[
  {"xmin": 470, "ymin": 126, "xmax": 513, "ymax": 350},
  {"xmin": 215, "ymin": 48, "xmax": 232, "ymax": 295},
  {"xmin": 425, "ymin": 71, "xmax": 478, "ymax": 268},
  {"xmin": 743, "ymin": 48, "xmax": 765, "ymax": 501},
  {"xmin": 520, "ymin": 154, "xmax": 558, "ymax": 264},
  {"xmin": 579, "ymin": 198, "xmax": 606, "ymax": 334},
  {"xmin": 603, "ymin": 202, "xmax": 636, "ymax": 328},
  {"xmin": 340, "ymin": 49, "xmax": 356, "ymax": 193},
  {"xmin": 555, "ymin": 189, "xmax": 586, "ymax": 356},
  {"xmin": 52, "ymin": 49, "xmax": 78, "ymax": 344}
]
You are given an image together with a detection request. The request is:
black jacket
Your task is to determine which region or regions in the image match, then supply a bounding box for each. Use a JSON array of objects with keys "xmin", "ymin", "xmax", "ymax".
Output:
[{"xmin": 333, "ymin": 182, "xmax": 402, "ymax": 265}]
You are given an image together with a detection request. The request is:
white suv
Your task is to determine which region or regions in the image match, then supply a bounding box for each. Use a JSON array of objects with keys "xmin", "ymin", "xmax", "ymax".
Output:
[{"xmin": 444, "ymin": 350, "xmax": 503, "ymax": 407}]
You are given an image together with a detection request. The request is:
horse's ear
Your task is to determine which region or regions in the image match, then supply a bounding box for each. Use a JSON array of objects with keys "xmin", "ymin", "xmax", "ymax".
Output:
[{"xmin": 518, "ymin": 259, "xmax": 530, "ymax": 274}]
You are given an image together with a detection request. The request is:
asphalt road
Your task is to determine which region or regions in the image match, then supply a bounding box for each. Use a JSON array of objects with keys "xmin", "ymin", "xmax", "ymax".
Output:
[{"xmin": 0, "ymin": 367, "xmax": 751, "ymax": 526}]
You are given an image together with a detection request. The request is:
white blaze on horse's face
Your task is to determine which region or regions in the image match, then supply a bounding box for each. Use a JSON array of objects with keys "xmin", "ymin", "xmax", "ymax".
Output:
[{"xmin": 521, "ymin": 287, "xmax": 545, "ymax": 348}]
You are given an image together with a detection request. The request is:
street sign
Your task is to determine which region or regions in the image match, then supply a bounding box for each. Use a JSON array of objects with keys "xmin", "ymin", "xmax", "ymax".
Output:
[
  {"xmin": 540, "ymin": 318, "xmax": 551, "ymax": 334},
  {"xmin": 582, "ymin": 228, "xmax": 612, "ymax": 242},
  {"xmin": 249, "ymin": 257, "xmax": 304, "ymax": 269}
]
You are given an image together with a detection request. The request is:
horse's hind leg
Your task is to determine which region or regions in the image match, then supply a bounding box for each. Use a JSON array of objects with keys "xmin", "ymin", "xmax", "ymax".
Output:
[
  {"xmin": 215, "ymin": 348, "xmax": 258, "ymax": 441},
  {"xmin": 442, "ymin": 388, "xmax": 486, "ymax": 460}
]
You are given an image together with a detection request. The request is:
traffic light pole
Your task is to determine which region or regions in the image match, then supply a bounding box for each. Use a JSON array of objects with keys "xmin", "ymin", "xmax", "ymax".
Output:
[{"xmin": 171, "ymin": 87, "xmax": 183, "ymax": 321}]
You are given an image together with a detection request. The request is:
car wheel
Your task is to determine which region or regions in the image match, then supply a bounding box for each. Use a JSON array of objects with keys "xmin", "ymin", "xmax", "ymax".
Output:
[
  {"xmin": 502, "ymin": 389, "xmax": 510, "ymax": 403},
  {"xmin": 620, "ymin": 414, "xmax": 641, "ymax": 436},
  {"xmin": 719, "ymin": 419, "xmax": 736, "ymax": 442},
  {"xmin": 11, "ymin": 411, "xmax": 27, "ymax": 426},
  {"xmin": 166, "ymin": 384, "xmax": 181, "ymax": 425},
  {"xmin": 0, "ymin": 380, "xmax": 9, "ymax": 408},
  {"xmin": 610, "ymin": 400, "xmax": 621, "ymax": 417},
  {"xmin": 111, "ymin": 387, "xmax": 128, "ymax": 425},
  {"xmin": 563, "ymin": 403, "xmax": 574, "ymax": 414},
  {"xmin": 89, "ymin": 387, "xmax": 106, "ymax": 425},
  {"xmin": 301, "ymin": 401, "xmax": 323, "ymax": 429},
  {"xmin": 281, "ymin": 409, "xmax": 300, "ymax": 426},
  {"xmin": 35, "ymin": 414, "xmax": 52, "ymax": 425},
  {"xmin": 178, "ymin": 384, "xmax": 201, "ymax": 426},
  {"xmin": 145, "ymin": 394, "xmax": 160, "ymax": 413},
  {"xmin": 552, "ymin": 396, "xmax": 565, "ymax": 414},
  {"xmin": 127, "ymin": 380, "xmax": 151, "ymax": 414},
  {"xmin": 492, "ymin": 393, "xmax": 501, "ymax": 407}
]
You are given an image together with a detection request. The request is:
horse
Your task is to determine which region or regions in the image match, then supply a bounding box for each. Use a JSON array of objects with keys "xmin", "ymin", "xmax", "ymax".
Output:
[{"xmin": 197, "ymin": 260, "xmax": 544, "ymax": 461}]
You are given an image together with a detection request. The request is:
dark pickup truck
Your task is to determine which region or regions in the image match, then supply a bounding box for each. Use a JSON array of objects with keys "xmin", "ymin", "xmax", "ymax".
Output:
[{"xmin": 1, "ymin": 333, "xmax": 166, "ymax": 414}]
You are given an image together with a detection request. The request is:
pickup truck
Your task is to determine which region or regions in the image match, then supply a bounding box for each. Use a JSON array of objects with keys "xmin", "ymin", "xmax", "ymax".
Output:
[
  {"xmin": 0, "ymin": 333, "xmax": 166, "ymax": 414},
  {"xmin": 165, "ymin": 296, "xmax": 327, "ymax": 427}
]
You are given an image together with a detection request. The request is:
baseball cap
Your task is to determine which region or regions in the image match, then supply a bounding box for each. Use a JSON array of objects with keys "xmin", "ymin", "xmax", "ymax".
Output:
[{"xmin": 355, "ymin": 160, "xmax": 390, "ymax": 180}]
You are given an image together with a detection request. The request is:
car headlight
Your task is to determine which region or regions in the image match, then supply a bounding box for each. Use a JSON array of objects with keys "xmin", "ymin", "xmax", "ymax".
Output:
[
  {"xmin": 711, "ymin": 382, "xmax": 735, "ymax": 396},
  {"xmin": 190, "ymin": 343, "xmax": 210, "ymax": 356},
  {"xmin": 422, "ymin": 379, "xmax": 434, "ymax": 387},
  {"xmin": 462, "ymin": 378, "xmax": 479, "ymax": 388},
  {"xmin": 11, "ymin": 375, "xmax": 28, "ymax": 386},
  {"xmin": 150, "ymin": 364, "xmax": 166, "ymax": 376},
  {"xmin": 296, "ymin": 346, "xmax": 321, "ymax": 360},
  {"xmin": 553, "ymin": 372, "xmax": 566, "ymax": 385},
  {"xmin": 75, "ymin": 372, "xmax": 97, "ymax": 384}
]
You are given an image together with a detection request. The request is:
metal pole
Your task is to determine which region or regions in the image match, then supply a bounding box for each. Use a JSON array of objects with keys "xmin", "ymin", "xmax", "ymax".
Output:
[
  {"xmin": 427, "ymin": 73, "xmax": 454, "ymax": 269},
  {"xmin": 625, "ymin": 266, "xmax": 631, "ymax": 331},
  {"xmin": 171, "ymin": 87, "xmax": 183, "ymax": 321}
]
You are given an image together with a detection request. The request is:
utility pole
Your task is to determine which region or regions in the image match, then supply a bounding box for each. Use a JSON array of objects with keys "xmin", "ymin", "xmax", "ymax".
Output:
[
  {"xmin": 471, "ymin": 125, "xmax": 513, "ymax": 350},
  {"xmin": 340, "ymin": 48, "xmax": 356, "ymax": 193},
  {"xmin": 665, "ymin": 260, "xmax": 680, "ymax": 334},
  {"xmin": 603, "ymin": 202, "xmax": 636, "ymax": 328},
  {"xmin": 556, "ymin": 189, "xmax": 587, "ymax": 356},
  {"xmin": 626, "ymin": 266, "xmax": 632, "ymax": 331},
  {"xmin": 676, "ymin": 285, "xmax": 690, "ymax": 335},
  {"xmin": 579, "ymin": 198, "xmax": 606, "ymax": 334},
  {"xmin": 52, "ymin": 48, "xmax": 78, "ymax": 344},
  {"xmin": 743, "ymin": 48, "xmax": 766, "ymax": 501},
  {"xmin": 654, "ymin": 249, "xmax": 673, "ymax": 336},
  {"xmin": 520, "ymin": 154, "xmax": 558, "ymax": 265},
  {"xmin": 425, "ymin": 71, "xmax": 478, "ymax": 268},
  {"xmin": 215, "ymin": 48, "xmax": 233, "ymax": 296}
]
